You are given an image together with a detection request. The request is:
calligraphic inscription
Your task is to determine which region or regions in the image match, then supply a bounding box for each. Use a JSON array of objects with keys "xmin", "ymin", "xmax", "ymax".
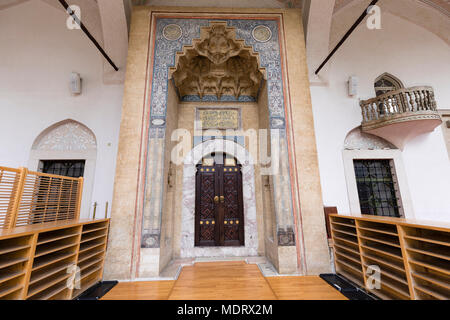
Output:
[{"xmin": 198, "ymin": 109, "xmax": 239, "ymax": 130}]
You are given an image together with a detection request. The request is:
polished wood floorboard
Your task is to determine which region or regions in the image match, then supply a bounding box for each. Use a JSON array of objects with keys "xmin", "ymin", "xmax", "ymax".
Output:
[
  {"xmin": 102, "ymin": 261, "xmax": 346, "ymax": 300},
  {"xmin": 102, "ymin": 281, "xmax": 175, "ymax": 300},
  {"xmin": 267, "ymin": 276, "xmax": 347, "ymax": 300}
]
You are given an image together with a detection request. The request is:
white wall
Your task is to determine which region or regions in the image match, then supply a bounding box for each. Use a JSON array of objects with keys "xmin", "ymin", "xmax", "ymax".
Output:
[
  {"xmin": 0, "ymin": 1, "xmax": 123, "ymax": 218},
  {"xmin": 310, "ymin": 12, "xmax": 450, "ymax": 222}
]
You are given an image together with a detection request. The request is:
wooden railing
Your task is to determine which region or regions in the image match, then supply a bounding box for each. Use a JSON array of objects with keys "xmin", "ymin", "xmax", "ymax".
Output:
[
  {"xmin": 360, "ymin": 86, "xmax": 438, "ymax": 124},
  {"xmin": 329, "ymin": 214, "xmax": 450, "ymax": 300},
  {"xmin": 0, "ymin": 167, "xmax": 83, "ymax": 230}
]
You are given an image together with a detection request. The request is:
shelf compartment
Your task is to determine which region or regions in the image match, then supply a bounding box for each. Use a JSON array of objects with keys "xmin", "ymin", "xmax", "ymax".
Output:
[
  {"xmin": 80, "ymin": 230, "xmax": 108, "ymax": 244},
  {"xmin": 78, "ymin": 248, "xmax": 105, "ymax": 264},
  {"xmin": 335, "ymin": 257, "xmax": 363, "ymax": 275},
  {"xmin": 29, "ymin": 260, "xmax": 75, "ymax": 286},
  {"xmin": 411, "ymin": 271, "xmax": 450, "ymax": 291},
  {"xmin": 0, "ymin": 283, "xmax": 23, "ymax": 299},
  {"xmin": 50, "ymin": 288, "xmax": 70, "ymax": 300},
  {"xmin": 333, "ymin": 235, "xmax": 359, "ymax": 247},
  {"xmin": 331, "ymin": 227, "xmax": 358, "ymax": 238},
  {"xmin": 79, "ymin": 238, "xmax": 106, "ymax": 254},
  {"xmin": 414, "ymin": 284, "xmax": 449, "ymax": 300},
  {"xmin": 337, "ymin": 269, "xmax": 364, "ymax": 289},
  {"xmin": 34, "ymin": 235, "xmax": 79, "ymax": 258},
  {"xmin": 402, "ymin": 227, "xmax": 450, "ymax": 248},
  {"xmin": 0, "ymin": 244, "xmax": 31, "ymax": 256},
  {"xmin": 363, "ymin": 263, "xmax": 408, "ymax": 286},
  {"xmin": 357, "ymin": 220, "xmax": 398, "ymax": 235},
  {"xmin": 27, "ymin": 279, "xmax": 69, "ymax": 300},
  {"xmin": 334, "ymin": 243, "xmax": 360, "ymax": 259},
  {"xmin": 359, "ymin": 234, "xmax": 401, "ymax": 248},
  {"xmin": 81, "ymin": 226, "xmax": 108, "ymax": 235},
  {"xmin": 82, "ymin": 221, "xmax": 109, "ymax": 233},
  {"xmin": 0, "ymin": 236, "xmax": 32, "ymax": 256},
  {"xmin": 362, "ymin": 252, "xmax": 406, "ymax": 274},
  {"xmin": 32, "ymin": 250, "xmax": 77, "ymax": 272},
  {"xmin": 366, "ymin": 288, "xmax": 394, "ymax": 300},
  {"xmin": 0, "ymin": 256, "xmax": 28, "ymax": 270},
  {"xmin": 360, "ymin": 243, "xmax": 403, "ymax": 261},
  {"xmin": 378, "ymin": 283, "xmax": 409, "ymax": 300},
  {"xmin": 406, "ymin": 246, "xmax": 450, "ymax": 262},
  {"xmin": 331, "ymin": 221, "xmax": 356, "ymax": 229},
  {"xmin": 380, "ymin": 278, "xmax": 410, "ymax": 300},
  {"xmin": 408, "ymin": 257, "xmax": 450, "ymax": 276},
  {"xmin": 37, "ymin": 227, "xmax": 81, "ymax": 245},
  {"xmin": 335, "ymin": 251, "xmax": 361, "ymax": 265},
  {"xmin": 357, "ymin": 226, "xmax": 398, "ymax": 237},
  {"xmin": 26, "ymin": 270, "xmax": 71, "ymax": 299},
  {"xmin": 330, "ymin": 216, "xmax": 356, "ymax": 227},
  {"xmin": 71, "ymin": 271, "xmax": 101, "ymax": 299},
  {"xmin": 79, "ymin": 255, "xmax": 104, "ymax": 272},
  {"xmin": 37, "ymin": 232, "xmax": 80, "ymax": 246},
  {"xmin": 0, "ymin": 269, "xmax": 26, "ymax": 285}
]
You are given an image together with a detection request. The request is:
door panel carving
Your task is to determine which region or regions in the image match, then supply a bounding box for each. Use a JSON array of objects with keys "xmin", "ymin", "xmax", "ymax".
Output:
[{"xmin": 195, "ymin": 157, "xmax": 244, "ymax": 247}]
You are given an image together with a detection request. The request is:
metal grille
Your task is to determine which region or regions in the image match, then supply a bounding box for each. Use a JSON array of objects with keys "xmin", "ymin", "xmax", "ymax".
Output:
[
  {"xmin": 353, "ymin": 160, "xmax": 400, "ymax": 217},
  {"xmin": 41, "ymin": 160, "xmax": 85, "ymax": 178}
]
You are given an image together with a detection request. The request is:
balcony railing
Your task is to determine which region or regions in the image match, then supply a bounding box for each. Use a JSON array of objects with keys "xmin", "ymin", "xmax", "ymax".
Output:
[
  {"xmin": 360, "ymin": 86, "xmax": 439, "ymax": 125},
  {"xmin": 359, "ymin": 87, "xmax": 442, "ymax": 148},
  {"xmin": 0, "ymin": 166, "xmax": 83, "ymax": 229}
]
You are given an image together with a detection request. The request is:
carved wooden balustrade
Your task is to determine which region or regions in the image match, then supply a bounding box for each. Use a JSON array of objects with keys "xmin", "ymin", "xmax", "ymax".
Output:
[{"xmin": 359, "ymin": 87, "xmax": 442, "ymax": 149}]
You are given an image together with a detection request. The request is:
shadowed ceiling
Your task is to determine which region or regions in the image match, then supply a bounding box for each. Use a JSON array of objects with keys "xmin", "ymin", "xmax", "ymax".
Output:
[{"xmin": 334, "ymin": 0, "xmax": 450, "ymax": 17}]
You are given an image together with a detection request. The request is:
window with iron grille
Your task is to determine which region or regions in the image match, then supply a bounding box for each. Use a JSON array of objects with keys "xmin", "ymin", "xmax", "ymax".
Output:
[
  {"xmin": 353, "ymin": 159, "xmax": 401, "ymax": 217},
  {"xmin": 40, "ymin": 160, "xmax": 85, "ymax": 178}
]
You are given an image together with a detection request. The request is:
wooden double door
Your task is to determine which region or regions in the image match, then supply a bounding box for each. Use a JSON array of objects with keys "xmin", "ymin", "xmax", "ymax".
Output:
[{"xmin": 195, "ymin": 160, "xmax": 244, "ymax": 247}]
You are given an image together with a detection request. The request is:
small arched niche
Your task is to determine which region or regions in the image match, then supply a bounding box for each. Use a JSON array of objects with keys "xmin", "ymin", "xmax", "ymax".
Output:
[{"xmin": 29, "ymin": 119, "xmax": 97, "ymax": 219}]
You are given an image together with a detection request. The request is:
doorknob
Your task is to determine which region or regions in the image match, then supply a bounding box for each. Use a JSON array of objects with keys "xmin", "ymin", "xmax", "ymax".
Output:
[
  {"xmin": 220, "ymin": 196, "xmax": 225, "ymax": 203},
  {"xmin": 214, "ymin": 196, "xmax": 219, "ymax": 204}
]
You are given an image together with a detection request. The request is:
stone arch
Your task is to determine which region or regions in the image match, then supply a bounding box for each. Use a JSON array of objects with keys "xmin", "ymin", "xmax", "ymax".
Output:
[
  {"xmin": 344, "ymin": 126, "xmax": 397, "ymax": 150},
  {"xmin": 29, "ymin": 119, "xmax": 97, "ymax": 219},
  {"xmin": 180, "ymin": 139, "xmax": 258, "ymax": 258}
]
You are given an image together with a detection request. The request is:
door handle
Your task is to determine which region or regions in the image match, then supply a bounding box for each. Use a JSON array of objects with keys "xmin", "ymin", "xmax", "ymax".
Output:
[
  {"xmin": 220, "ymin": 196, "xmax": 225, "ymax": 203},
  {"xmin": 214, "ymin": 196, "xmax": 219, "ymax": 204}
]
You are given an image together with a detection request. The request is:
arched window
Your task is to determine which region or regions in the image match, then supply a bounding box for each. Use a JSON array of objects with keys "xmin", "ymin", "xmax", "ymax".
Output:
[{"xmin": 374, "ymin": 73, "xmax": 404, "ymax": 96}]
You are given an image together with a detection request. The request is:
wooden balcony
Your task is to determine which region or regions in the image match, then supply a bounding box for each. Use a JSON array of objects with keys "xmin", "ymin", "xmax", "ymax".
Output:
[{"xmin": 360, "ymin": 87, "xmax": 442, "ymax": 149}]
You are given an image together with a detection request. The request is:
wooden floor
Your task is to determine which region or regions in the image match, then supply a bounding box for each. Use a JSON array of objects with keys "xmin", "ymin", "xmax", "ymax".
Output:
[{"xmin": 102, "ymin": 261, "xmax": 346, "ymax": 300}]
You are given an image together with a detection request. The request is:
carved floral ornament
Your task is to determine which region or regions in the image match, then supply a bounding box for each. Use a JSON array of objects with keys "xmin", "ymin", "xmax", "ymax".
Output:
[
  {"xmin": 33, "ymin": 121, "xmax": 96, "ymax": 151},
  {"xmin": 169, "ymin": 22, "xmax": 266, "ymax": 100}
]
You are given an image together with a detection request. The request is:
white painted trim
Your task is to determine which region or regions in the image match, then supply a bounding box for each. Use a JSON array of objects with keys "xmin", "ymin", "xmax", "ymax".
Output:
[{"xmin": 342, "ymin": 149, "xmax": 415, "ymax": 219}]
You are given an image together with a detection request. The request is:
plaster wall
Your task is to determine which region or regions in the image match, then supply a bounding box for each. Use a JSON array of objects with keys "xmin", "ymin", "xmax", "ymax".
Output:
[
  {"xmin": 0, "ymin": 1, "xmax": 123, "ymax": 219},
  {"xmin": 311, "ymin": 12, "xmax": 450, "ymax": 222}
]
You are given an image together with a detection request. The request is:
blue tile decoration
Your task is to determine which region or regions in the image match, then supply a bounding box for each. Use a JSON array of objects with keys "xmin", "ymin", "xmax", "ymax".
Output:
[{"xmin": 149, "ymin": 18, "xmax": 286, "ymax": 129}]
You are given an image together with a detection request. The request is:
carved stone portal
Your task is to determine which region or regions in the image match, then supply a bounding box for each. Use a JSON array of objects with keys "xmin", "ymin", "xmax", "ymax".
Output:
[{"xmin": 169, "ymin": 22, "xmax": 266, "ymax": 100}]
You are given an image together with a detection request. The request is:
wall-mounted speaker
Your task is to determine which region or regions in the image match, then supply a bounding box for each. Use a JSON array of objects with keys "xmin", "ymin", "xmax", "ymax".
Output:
[
  {"xmin": 348, "ymin": 76, "xmax": 358, "ymax": 97},
  {"xmin": 70, "ymin": 72, "xmax": 82, "ymax": 95}
]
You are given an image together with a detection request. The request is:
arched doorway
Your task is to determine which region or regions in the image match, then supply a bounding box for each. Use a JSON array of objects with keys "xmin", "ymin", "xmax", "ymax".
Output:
[
  {"xmin": 181, "ymin": 139, "xmax": 258, "ymax": 258},
  {"xmin": 195, "ymin": 153, "xmax": 244, "ymax": 247}
]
